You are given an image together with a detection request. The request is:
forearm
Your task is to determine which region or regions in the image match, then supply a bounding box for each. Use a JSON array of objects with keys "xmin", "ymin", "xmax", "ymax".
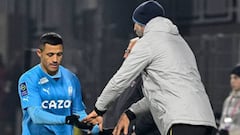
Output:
[
  {"xmin": 27, "ymin": 106, "xmax": 65, "ymax": 124},
  {"xmin": 95, "ymin": 79, "xmax": 132, "ymax": 112},
  {"xmin": 95, "ymin": 67, "xmax": 143, "ymax": 112},
  {"xmin": 95, "ymin": 41, "xmax": 151, "ymax": 113},
  {"xmin": 128, "ymin": 97, "xmax": 149, "ymax": 116}
]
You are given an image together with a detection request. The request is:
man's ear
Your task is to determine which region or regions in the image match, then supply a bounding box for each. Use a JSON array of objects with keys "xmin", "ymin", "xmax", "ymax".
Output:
[{"xmin": 36, "ymin": 49, "xmax": 42, "ymax": 58}]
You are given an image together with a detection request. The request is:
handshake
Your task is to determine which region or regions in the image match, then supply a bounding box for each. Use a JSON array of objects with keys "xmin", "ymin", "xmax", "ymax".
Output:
[{"xmin": 65, "ymin": 115, "xmax": 95, "ymax": 130}]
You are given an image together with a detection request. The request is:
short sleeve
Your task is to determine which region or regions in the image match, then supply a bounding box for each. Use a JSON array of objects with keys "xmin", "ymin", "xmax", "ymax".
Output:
[{"xmin": 18, "ymin": 75, "xmax": 42, "ymax": 110}]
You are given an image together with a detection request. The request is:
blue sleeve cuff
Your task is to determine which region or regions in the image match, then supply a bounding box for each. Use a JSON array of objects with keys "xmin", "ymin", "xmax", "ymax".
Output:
[
  {"xmin": 91, "ymin": 125, "xmax": 100, "ymax": 134},
  {"xmin": 74, "ymin": 110, "xmax": 87, "ymax": 121}
]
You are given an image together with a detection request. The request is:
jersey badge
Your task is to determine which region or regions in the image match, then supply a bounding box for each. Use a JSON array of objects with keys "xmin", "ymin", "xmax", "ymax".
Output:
[{"xmin": 20, "ymin": 82, "xmax": 28, "ymax": 96}]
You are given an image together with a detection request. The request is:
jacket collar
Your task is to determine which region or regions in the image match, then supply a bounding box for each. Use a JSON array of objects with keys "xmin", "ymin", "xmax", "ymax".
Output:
[
  {"xmin": 231, "ymin": 90, "xmax": 240, "ymax": 97},
  {"xmin": 144, "ymin": 17, "xmax": 179, "ymax": 35}
]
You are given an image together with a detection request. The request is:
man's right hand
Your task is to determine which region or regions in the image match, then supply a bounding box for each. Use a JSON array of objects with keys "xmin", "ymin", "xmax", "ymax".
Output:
[
  {"xmin": 82, "ymin": 110, "xmax": 104, "ymax": 131},
  {"xmin": 65, "ymin": 115, "xmax": 79, "ymax": 125},
  {"xmin": 123, "ymin": 37, "xmax": 139, "ymax": 58}
]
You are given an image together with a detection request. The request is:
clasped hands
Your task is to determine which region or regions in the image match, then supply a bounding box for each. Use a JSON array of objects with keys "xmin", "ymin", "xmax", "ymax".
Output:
[{"xmin": 81, "ymin": 110, "xmax": 131, "ymax": 135}]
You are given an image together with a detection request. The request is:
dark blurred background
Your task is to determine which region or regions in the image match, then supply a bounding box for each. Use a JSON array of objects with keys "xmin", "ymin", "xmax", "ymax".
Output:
[{"xmin": 0, "ymin": 0, "xmax": 239, "ymax": 134}]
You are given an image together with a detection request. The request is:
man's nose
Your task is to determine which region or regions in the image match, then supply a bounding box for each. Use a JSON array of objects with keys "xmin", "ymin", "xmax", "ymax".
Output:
[{"xmin": 52, "ymin": 54, "xmax": 58, "ymax": 62}]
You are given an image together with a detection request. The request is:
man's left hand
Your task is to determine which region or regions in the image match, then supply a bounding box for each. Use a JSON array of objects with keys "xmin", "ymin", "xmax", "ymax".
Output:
[{"xmin": 112, "ymin": 113, "xmax": 130, "ymax": 135}]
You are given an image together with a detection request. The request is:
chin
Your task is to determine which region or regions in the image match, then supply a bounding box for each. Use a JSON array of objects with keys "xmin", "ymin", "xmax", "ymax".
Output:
[
  {"xmin": 47, "ymin": 69, "xmax": 58, "ymax": 75},
  {"xmin": 232, "ymin": 88, "xmax": 240, "ymax": 91}
]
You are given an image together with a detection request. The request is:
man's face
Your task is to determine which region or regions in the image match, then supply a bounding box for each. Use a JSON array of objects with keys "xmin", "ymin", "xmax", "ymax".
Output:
[
  {"xmin": 134, "ymin": 23, "xmax": 144, "ymax": 37},
  {"xmin": 37, "ymin": 43, "xmax": 63, "ymax": 75},
  {"xmin": 230, "ymin": 74, "xmax": 240, "ymax": 91}
]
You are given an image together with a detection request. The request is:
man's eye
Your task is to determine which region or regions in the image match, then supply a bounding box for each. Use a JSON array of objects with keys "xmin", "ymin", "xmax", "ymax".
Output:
[
  {"xmin": 47, "ymin": 53, "xmax": 54, "ymax": 57},
  {"xmin": 57, "ymin": 52, "xmax": 63, "ymax": 56}
]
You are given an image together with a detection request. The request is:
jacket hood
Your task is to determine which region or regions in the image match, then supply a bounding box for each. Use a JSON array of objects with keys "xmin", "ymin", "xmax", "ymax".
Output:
[{"xmin": 144, "ymin": 17, "xmax": 179, "ymax": 35}]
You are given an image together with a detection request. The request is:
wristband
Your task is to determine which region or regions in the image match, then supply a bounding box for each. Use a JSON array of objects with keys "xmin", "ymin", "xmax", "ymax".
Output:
[
  {"xmin": 124, "ymin": 109, "xmax": 136, "ymax": 121},
  {"xmin": 94, "ymin": 107, "xmax": 106, "ymax": 116}
]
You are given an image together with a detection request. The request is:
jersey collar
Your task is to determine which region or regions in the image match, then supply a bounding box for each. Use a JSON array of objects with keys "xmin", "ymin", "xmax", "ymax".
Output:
[
  {"xmin": 50, "ymin": 69, "xmax": 61, "ymax": 79},
  {"xmin": 38, "ymin": 64, "xmax": 62, "ymax": 79}
]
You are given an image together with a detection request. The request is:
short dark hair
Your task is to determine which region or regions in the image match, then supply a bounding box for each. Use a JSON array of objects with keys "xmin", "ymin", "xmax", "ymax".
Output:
[
  {"xmin": 231, "ymin": 66, "xmax": 240, "ymax": 77},
  {"xmin": 39, "ymin": 32, "xmax": 63, "ymax": 50}
]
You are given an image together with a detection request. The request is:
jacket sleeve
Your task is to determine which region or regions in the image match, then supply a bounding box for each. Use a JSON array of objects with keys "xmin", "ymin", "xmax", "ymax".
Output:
[
  {"xmin": 95, "ymin": 40, "xmax": 152, "ymax": 111},
  {"xmin": 128, "ymin": 97, "xmax": 149, "ymax": 115},
  {"xmin": 219, "ymin": 96, "xmax": 230, "ymax": 130}
]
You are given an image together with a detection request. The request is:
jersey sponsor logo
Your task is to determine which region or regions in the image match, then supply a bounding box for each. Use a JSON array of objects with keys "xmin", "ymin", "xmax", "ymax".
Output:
[
  {"xmin": 20, "ymin": 82, "xmax": 28, "ymax": 96},
  {"xmin": 42, "ymin": 88, "xmax": 50, "ymax": 95},
  {"xmin": 41, "ymin": 100, "xmax": 71, "ymax": 109}
]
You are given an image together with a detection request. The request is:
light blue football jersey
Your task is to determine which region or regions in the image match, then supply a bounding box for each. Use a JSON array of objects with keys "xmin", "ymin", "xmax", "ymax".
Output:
[{"xmin": 18, "ymin": 64, "xmax": 86, "ymax": 135}]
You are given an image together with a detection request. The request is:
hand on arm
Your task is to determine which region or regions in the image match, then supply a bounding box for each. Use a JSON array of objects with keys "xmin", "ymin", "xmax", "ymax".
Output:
[
  {"xmin": 82, "ymin": 106, "xmax": 108, "ymax": 131},
  {"xmin": 69, "ymin": 110, "xmax": 100, "ymax": 134},
  {"xmin": 67, "ymin": 113, "xmax": 99, "ymax": 134}
]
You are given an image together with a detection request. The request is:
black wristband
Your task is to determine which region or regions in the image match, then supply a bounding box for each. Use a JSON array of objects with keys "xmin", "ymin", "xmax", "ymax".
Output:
[
  {"xmin": 94, "ymin": 107, "xmax": 106, "ymax": 116},
  {"xmin": 124, "ymin": 109, "xmax": 136, "ymax": 121}
]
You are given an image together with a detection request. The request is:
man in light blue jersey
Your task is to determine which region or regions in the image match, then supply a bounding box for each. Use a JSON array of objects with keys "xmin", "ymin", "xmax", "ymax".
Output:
[{"xmin": 18, "ymin": 32, "xmax": 99, "ymax": 135}]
